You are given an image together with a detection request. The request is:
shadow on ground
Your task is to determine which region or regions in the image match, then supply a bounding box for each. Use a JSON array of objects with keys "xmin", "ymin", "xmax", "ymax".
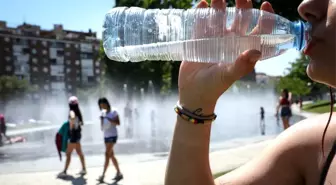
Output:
[
  {"xmin": 96, "ymin": 178, "xmax": 124, "ymax": 185},
  {"xmin": 57, "ymin": 174, "xmax": 87, "ymax": 185}
]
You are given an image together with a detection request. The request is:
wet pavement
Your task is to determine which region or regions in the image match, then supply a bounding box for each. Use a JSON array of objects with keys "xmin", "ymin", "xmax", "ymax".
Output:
[{"xmin": 0, "ymin": 93, "xmax": 306, "ymax": 173}]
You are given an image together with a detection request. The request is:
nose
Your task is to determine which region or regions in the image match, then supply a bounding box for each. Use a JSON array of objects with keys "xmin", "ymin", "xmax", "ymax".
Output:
[{"xmin": 298, "ymin": 0, "xmax": 327, "ymax": 23}]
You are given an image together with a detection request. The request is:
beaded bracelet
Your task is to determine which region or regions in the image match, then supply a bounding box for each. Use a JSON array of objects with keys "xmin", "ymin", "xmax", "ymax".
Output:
[{"xmin": 174, "ymin": 104, "xmax": 217, "ymax": 125}]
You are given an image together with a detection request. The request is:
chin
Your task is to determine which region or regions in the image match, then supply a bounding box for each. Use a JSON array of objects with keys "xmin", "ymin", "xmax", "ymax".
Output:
[{"xmin": 307, "ymin": 63, "xmax": 336, "ymax": 88}]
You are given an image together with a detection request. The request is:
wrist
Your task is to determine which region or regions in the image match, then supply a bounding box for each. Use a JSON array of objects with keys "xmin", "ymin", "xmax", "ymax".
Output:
[{"xmin": 178, "ymin": 99, "xmax": 216, "ymax": 116}]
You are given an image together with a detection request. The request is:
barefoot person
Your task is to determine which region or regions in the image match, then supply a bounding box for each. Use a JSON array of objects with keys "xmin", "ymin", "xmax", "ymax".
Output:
[
  {"xmin": 98, "ymin": 98, "xmax": 123, "ymax": 182},
  {"xmin": 165, "ymin": 0, "xmax": 336, "ymax": 185},
  {"xmin": 58, "ymin": 96, "xmax": 86, "ymax": 177}
]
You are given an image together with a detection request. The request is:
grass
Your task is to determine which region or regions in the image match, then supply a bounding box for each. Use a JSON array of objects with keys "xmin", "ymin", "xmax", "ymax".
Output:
[{"xmin": 302, "ymin": 100, "xmax": 334, "ymax": 114}]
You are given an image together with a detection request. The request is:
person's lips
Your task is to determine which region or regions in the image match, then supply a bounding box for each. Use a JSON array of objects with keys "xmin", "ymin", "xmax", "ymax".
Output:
[{"xmin": 303, "ymin": 37, "xmax": 321, "ymax": 56}]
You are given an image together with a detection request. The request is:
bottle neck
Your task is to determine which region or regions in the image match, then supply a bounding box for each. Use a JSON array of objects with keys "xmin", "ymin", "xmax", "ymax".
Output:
[{"xmin": 292, "ymin": 21, "xmax": 311, "ymax": 51}]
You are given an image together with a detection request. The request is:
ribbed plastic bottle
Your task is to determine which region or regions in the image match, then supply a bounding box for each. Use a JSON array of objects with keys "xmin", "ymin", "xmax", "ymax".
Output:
[{"xmin": 103, "ymin": 7, "xmax": 310, "ymax": 63}]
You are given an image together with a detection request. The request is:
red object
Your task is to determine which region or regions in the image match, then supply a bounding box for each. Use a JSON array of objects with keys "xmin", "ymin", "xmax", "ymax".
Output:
[
  {"xmin": 55, "ymin": 133, "xmax": 62, "ymax": 161},
  {"xmin": 0, "ymin": 114, "xmax": 5, "ymax": 125},
  {"xmin": 280, "ymin": 98, "xmax": 290, "ymax": 106}
]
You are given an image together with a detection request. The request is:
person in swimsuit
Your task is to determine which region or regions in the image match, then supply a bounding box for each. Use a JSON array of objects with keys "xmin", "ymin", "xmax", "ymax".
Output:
[
  {"xmin": 165, "ymin": 0, "xmax": 336, "ymax": 185},
  {"xmin": 260, "ymin": 107, "xmax": 265, "ymax": 135},
  {"xmin": 58, "ymin": 96, "xmax": 87, "ymax": 177},
  {"xmin": 98, "ymin": 98, "xmax": 123, "ymax": 182},
  {"xmin": 276, "ymin": 89, "xmax": 292, "ymax": 130}
]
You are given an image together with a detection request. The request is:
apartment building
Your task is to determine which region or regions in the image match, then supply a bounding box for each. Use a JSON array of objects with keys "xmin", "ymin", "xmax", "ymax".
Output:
[{"xmin": 0, "ymin": 21, "xmax": 101, "ymax": 97}]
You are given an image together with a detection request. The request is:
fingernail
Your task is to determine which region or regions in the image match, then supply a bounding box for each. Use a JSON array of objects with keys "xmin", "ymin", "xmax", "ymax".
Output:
[{"xmin": 249, "ymin": 50, "xmax": 261, "ymax": 63}]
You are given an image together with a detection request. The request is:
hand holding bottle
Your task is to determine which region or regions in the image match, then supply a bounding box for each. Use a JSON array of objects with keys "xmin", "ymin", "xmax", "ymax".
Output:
[{"xmin": 178, "ymin": 0, "xmax": 275, "ymax": 114}]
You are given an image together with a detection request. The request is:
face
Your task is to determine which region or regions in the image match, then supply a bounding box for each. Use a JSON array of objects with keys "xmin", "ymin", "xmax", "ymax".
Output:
[
  {"xmin": 281, "ymin": 91, "xmax": 286, "ymax": 97},
  {"xmin": 99, "ymin": 103, "xmax": 108, "ymax": 110},
  {"xmin": 298, "ymin": 0, "xmax": 336, "ymax": 87}
]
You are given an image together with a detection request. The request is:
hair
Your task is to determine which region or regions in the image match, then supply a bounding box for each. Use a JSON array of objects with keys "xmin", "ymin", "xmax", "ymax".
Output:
[
  {"xmin": 98, "ymin": 97, "xmax": 111, "ymax": 111},
  {"xmin": 69, "ymin": 103, "xmax": 83, "ymax": 125},
  {"xmin": 322, "ymin": 87, "xmax": 334, "ymax": 157},
  {"xmin": 282, "ymin": 89, "xmax": 289, "ymax": 99}
]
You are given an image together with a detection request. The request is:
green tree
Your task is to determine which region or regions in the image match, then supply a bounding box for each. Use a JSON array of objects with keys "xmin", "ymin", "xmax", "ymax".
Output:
[
  {"xmin": 0, "ymin": 76, "xmax": 35, "ymax": 112},
  {"xmin": 276, "ymin": 54, "xmax": 328, "ymax": 98}
]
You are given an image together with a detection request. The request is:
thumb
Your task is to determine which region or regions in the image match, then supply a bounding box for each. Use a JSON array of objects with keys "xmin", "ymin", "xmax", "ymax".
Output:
[{"xmin": 228, "ymin": 49, "xmax": 261, "ymax": 80}]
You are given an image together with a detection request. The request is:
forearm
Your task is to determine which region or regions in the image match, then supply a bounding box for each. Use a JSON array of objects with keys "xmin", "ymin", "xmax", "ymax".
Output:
[{"xmin": 165, "ymin": 116, "xmax": 214, "ymax": 185}]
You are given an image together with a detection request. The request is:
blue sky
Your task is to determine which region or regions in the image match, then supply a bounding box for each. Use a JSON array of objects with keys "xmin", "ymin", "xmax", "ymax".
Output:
[{"xmin": 0, "ymin": 0, "xmax": 300, "ymax": 76}]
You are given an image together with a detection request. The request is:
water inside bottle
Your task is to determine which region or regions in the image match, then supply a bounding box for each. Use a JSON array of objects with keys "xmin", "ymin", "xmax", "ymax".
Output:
[{"xmin": 105, "ymin": 34, "xmax": 295, "ymax": 63}]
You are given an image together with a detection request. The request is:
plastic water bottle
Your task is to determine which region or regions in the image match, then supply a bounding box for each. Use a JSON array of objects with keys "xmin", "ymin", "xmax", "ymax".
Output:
[{"xmin": 103, "ymin": 7, "xmax": 310, "ymax": 63}]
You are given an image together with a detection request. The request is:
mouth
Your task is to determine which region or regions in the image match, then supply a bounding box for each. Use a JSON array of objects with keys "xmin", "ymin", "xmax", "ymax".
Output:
[{"xmin": 303, "ymin": 38, "xmax": 319, "ymax": 56}]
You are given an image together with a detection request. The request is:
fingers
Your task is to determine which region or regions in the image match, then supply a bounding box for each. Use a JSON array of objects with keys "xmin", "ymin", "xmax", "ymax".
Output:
[
  {"xmin": 260, "ymin": 1, "xmax": 274, "ymax": 13},
  {"xmin": 197, "ymin": 0, "xmax": 208, "ymax": 8},
  {"xmin": 250, "ymin": 1, "xmax": 275, "ymax": 35},
  {"xmin": 235, "ymin": 0, "xmax": 253, "ymax": 9},
  {"xmin": 211, "ymin": 0, "xmax": 226, "ymax": 9},
  {"xmin": 210, "ymin": 0, "xmax": 227, "ymax": 35},
  {"xmin": 194, "ymin": 0, "xmax": 209, "ymax": 38},
  {"xmin": 222, "ymin": 50, "xmax": 261, "ymax": 81},
  {"xmin": 230, "ymin": 0, "xmax": 253, "ymax": 34}
]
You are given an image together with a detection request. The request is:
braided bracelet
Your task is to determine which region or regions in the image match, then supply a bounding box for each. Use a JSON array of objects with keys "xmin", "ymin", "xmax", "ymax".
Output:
[{"xmin": 174, "ymin": 103, "xmax": 217, "ymax": 124}]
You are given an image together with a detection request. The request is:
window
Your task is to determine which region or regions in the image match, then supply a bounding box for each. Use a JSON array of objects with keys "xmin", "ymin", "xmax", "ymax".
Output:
[
  {"xmin": 43, "ymin": 67, "xmax": 48, "ymax": 73},
  {"xmin": 4, "ymin": 37, "xmax": 10, "ymax": 42},
  {"xmin": 68, "ymin": 85, "xmax": 72, "ymax": 90},
  {"xmin": 42, "ymin": 41, "xmax": 47, "ymax": 47},
  {"xmin": 32, "ymin": 58, "xmax": 38, "ymax": 64},
  {"xmin": 66, "ymin": 52, "xmax": 71, "ymax": 56},
  {"xmin": 4, "ymin": 48, "xmax": 10, "ymax": 52},
  {"xmin": 95, "ymin": 69, "xmax": 100, "ymax": 74},
  {"xmin": 67, "ymin": 68, "xmax": 71, "ymax": 73},
  {"xmin": 43, "ymin": 58, "xmax": 48, "ymax": 64},
  {"xmin": 5, "ymin": 56, "xmax": 11, "ymax": 61},
  {"xmin": 44, "ymin": 85, "xmax": 49, "ymax": 90},
  {"xmin": 57, "ymin": 50, "xmax": 64, "ymax": 56},
  {"xmin": 33, "ymin": 67, "xmax": 38, "ymax": 72},
  {"xmin": 80, "ymin": 52, "xmax": 93, "ymax": 59},
  {"xmin": 76, "ymin": 77, "xmax": 81, "ymax": 82},
  {"xmin": 96, "ymin": 77, "xmax": 100, "ymax": 82},
  {"xmin": 50, "ymin": 59, "xmax": 57, "ymax": 65},
  {"xmin": 56, "ymin": 76, "xmax": 64, "ymax": 81},
  {"xmin": 88, "ymin": 76, "xmax": 95, "ymax": 83},
  {"xmin": 6, "ymin": 66, "xmax": 12, "ymax": 72},
  {"xmin": 42, "ymin": 50, "xmax": 47, "ymax": 55},
  {"xmin": 77, "ymin": 70, "xmax": 80, "ymax": 74},
  {"xmin": 66, "ymin": 60, "xmax": 71, "ymax": 65},
  {"xmin": 23, "ymin": 48, "xmax": 30, "ymax": 54},
  {"xmin": 75, "ymin": 60, "xmax": 80, "ymax": 65},
  {"xmin": 16, "ymin": 38, "xmax": 21, "ymax": 43},
  {"xmin": 32, "ymin": 49, "xmax": 37, "ymax": 54},
  {"xmin": 32, "ymin": 40, "xmax": 37, "ymax": 45},
  {"xmin": 95, "ymin": 61, "xmax": 100, "ymax": 67},
  {"xmin": 75, "ymin": 44, "xmax": 79, "ymax": 48},
  {"xmin": 66, "ymin": 43, "xmax": 70, "ymax": 48}
]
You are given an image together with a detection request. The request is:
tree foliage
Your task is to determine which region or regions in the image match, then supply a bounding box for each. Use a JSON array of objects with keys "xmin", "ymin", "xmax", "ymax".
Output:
[
  {"xmin": 0, "ymin": 76, "xmax": 35, "ymax": 111},
  {"xmin": 276, "ymin": 54, "xmax": 328, "ymax": 97}
]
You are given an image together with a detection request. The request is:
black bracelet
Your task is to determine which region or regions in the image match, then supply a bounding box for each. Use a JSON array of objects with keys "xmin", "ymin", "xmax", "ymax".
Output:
[{"xmin": 174, "ymin": 103, "xmax": 217, "ymax": 124}]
